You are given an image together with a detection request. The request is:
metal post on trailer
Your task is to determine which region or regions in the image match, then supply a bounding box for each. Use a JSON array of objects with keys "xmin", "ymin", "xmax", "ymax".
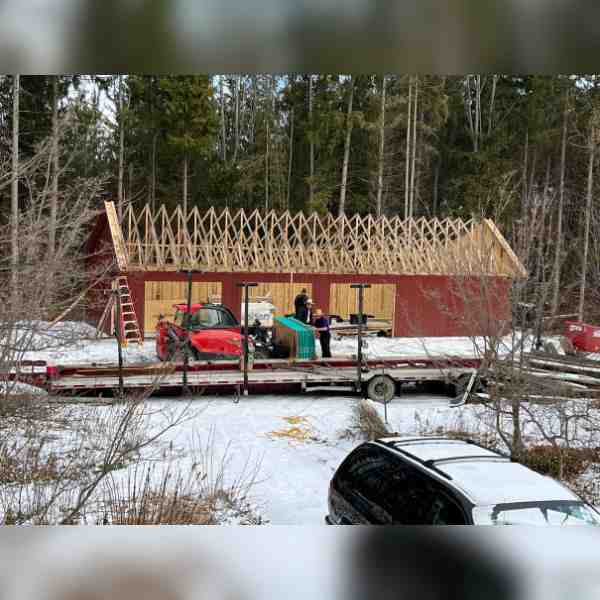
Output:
[
  {"xmin": 178, "ymin": 268, "xmax": 202, "ymax": 394},
  {"xmin": 351, "ymin": 283, "xmax": 371, "ymax": 395},
  {"xmin": 237, "ymin": 282, "xmax": 258, "ymax": 396}
]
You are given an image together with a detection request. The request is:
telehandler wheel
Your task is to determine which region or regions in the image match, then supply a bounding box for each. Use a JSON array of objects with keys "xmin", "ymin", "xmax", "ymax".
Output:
[{"xmin": 366, "ymin": 375, "xmax": 395, "ymax": 404}]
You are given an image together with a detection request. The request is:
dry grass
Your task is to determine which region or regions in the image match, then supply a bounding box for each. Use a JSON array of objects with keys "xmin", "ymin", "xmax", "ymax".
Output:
[
  {"xmin": 352, "ymin": 400, "xmax": 390, "ymax": 440},
  {"xmin": 100, "ymin": 427, "xmax": 265, "ymax": 525}
]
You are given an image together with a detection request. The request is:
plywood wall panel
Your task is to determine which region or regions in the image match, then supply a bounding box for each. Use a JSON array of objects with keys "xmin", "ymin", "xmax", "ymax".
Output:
[
  {"xmin": 249, "ymin": 283, "xmax": 312, "ymax": 316},
  {"xmin": 330, "ymin": 283, "xmax": 396, "ymax": 321},
  {"xmin": 143, "ymin": 281, "xmax": 222, "ymax": 331}
]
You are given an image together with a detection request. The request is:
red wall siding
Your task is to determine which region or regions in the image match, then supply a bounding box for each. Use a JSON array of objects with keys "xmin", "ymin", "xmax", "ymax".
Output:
[
  {"xmin": 393, "ymin": 275, "xmax": 511, "ymax": 337},
  {"xmin": 132, "ymin": 271, "xmax": 512, "ymax": 339}
]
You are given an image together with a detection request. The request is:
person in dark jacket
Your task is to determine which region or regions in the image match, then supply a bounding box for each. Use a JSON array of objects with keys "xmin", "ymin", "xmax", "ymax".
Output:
[
  {"xmin": 294, "ymin": 288, "xmax": 308, "ymax": 320},
  {"xmin": 297, "ymin": 298, "xmax": 313, "ymax": 324},
  {"xmin": 313, "ymin": 308, "xmax": 332, "ymax": 358}
]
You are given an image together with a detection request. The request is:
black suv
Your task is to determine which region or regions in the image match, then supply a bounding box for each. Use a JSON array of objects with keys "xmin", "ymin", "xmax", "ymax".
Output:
[{"xmin": 326, "ymin": 437, "xmax": 600, "ymax": 525}]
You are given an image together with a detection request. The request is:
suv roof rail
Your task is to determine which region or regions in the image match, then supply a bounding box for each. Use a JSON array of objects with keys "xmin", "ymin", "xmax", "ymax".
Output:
[
  {"xmin": 373, "ymin": 442, "xmax": 454, "ymax": 481},
  {"xmin": 382, "ymin": 436, "xmax": 479, "ymax": 446},
  {"xmin": 425, "ymin": 455, "xmax": 510, "ymax": 467}
]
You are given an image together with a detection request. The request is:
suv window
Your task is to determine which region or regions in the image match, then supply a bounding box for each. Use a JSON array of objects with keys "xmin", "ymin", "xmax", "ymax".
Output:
[
  {"xmin": 389, "ymin": 461, "xmax": 466, "ymax": 524},
  {"xmin": 336, "ymin": 444, "xmax": 467, "ymax": 524},
  {"xmin": 335, "ymin": 445, "xmax": 399, "ymax": 523}
]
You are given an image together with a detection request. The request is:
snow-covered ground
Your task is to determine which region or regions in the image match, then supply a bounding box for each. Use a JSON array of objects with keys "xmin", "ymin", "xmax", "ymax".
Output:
[
  {"xmin": 4, "ymin": 320, "xmax": 598, "ymax": 524},
  {"xmin": 99, "ymin": 393, "xmax": 495, "ymax": 524}
]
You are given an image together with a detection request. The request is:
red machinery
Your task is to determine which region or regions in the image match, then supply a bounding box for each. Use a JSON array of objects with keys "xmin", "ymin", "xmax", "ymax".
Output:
[
  {"xmin": 156, "ymin": 303, "xmax": 248, "ymax": 361},
  {"xmin": 564, "ymin": 320, "xmax": 600, "ymax": 353}
]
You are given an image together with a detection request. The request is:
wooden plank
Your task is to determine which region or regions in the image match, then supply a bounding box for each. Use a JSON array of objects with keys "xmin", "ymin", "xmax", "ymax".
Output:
[
  {"xmin": 483, "ymin": 219, "xmax": 528, "ymax": 278},
  {"xmin": 105, "ymin": 201, "xmax": 129, "ymax": 270}
]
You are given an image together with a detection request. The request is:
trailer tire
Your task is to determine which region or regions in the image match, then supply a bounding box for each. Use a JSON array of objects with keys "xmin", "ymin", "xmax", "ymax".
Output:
[{"xmin": 366, "ymin": 375, "xmax": 395, "ymax": 404}]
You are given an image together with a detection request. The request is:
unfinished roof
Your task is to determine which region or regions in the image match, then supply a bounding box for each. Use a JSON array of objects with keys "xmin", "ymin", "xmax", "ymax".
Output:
[{"xmin": 105, "ymin": 201, "xmax": 527, "ymax": 278}]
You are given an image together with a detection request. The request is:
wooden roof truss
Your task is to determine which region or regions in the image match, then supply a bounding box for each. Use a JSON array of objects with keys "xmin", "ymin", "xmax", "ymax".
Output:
[{"xmin": 110, "ymin": 202, "xmax": 526, "ymax": 278}]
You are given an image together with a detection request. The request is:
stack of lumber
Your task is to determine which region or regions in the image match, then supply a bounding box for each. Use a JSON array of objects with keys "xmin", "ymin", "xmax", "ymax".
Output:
[{"xmin": 488, "ymin": 351, "xmax": 600, "ymax": 403}]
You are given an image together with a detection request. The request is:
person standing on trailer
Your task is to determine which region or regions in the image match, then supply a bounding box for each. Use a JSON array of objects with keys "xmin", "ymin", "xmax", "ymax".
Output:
[
  {"xmin": 294, "ymin": 288, "xmax": 309, "ymax": 320},
  {"xmin": 313, "ymin": 308, "xmax": 332, "ymax": 358},
  {"xmin": 296, "ymin": 297, "xmax": 313, "ymax": 324}
]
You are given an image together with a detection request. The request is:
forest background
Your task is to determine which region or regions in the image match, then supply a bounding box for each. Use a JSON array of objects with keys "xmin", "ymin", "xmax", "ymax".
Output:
[{"xmin": 2, "ymin": 74, "xmax": 600, "ymax": 317}]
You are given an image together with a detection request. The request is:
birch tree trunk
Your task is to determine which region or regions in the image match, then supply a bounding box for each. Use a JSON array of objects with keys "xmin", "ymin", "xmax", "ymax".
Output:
[
  {"xmin": 308, "ymin": 75, "xmax": 315, "ymax": 207},
  {"xmin": 552, "ymin": 90, "xmax": 569, "ymax": 315},
  {"xmin": 475, "ymin": 74, "xmax": 482, "ymax": 150},
  {"xmin": 49, "ymin": 75, "xmax": 59, "ymax": 253},
  {"xmin": 465, "ymin": 77, "xmax": 475, "ymax": 152},
  {"xmin": 233, "ymin": 75, "xmax": 240, "ymax": 163},
  {"xmin": 487, "ymin": 74, "xmax": 498, "ymax": 137},
  {"xmin": 579, "ymin": 128, "xmax": 595, "ymax": 322},
  {"xmin": 11, "ymin": 74, "xmax": 19, "ymax": 294},
  {"xmin": 265, "ymin": 120, "xmax": 270, "ymax": 211},
  {"xmin": 376, "ymin": 75, "xmax": 386, "ymax": 217},
  {"xmin": 404, "ymin": 77, "xmax": 413, "ymax": 219},
  {"xmin": 338, "ymin": 76, "xmax": 354, "ymax": 216},
  {"xmin": 182, "ymin": 154, "xmax": 188, "ymax": 217},
  {"xmin": 433, "ymin": 158, "xmax": 440, "ymax": 216},
  {"xmin": 287, "ymin": 107, "xmax": 294, "ymax": 209},
  {"xmin": 521, "ymin": 131, "xmax": 528, "ymax": 220},
  {"xmin": 220, "ymin": 75, "xmax": 227, "ymax": 162},
  {"xmin": 117, "ymin": 75, "xmax": 124, "ymax": 221},
  {"xmin": 151, "ymin": 132, "xmax": 157, "ymax": 212},
  {"xmin": 128, "ymin": 163, "xmax": 133, "ymax": 207},
  {"xmin": 516, "ymin": 131, "xmax": 528, "ymax": 260},
  {"xmin": 409, "ymin": 77, "xmax": 419, "ymax": 218},
  {"xmin": 537, "ymin": 158, "xmax": 551, "ymax": 282}
]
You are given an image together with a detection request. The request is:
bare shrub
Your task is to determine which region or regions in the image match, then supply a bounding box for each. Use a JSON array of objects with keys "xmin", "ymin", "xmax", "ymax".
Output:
[
  {"xmin": 351, "ymin": 399, "xmax": 389, "ymax": 440},
  {"xmin": 0, "ymin": 395, "xmax": 199, "ymax": 525},
  {"xmin": 101, "ymin": 427, "xmax": 264, "ymax": 525},
  {"xmin": 520, "ymin": 445, "xmax": 600, "ymax": 480}
]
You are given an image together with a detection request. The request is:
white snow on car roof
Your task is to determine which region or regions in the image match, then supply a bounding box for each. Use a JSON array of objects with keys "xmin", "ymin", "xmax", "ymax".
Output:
[
  {"xmin": 440, "ymin": 461, "xmax": 578, "ymax": 505},
  {"xmin": 382, "ymin": 438, "xmax": 579, "ymax": 505},
  {"xmin": 385, "ymin": 438, "xmax": 500, "ymax": 462}
]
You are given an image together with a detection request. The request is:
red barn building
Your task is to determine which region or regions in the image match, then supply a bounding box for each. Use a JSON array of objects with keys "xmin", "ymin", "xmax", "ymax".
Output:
[{"xmin": 86, "ymin": 201, "xmax": 526, "ymax": 339}]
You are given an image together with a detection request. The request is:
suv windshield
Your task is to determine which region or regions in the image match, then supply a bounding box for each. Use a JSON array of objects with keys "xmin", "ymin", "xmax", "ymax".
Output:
[{"xmin": 472, "ymin": 501, "xmax": 600, "ymax": 526}]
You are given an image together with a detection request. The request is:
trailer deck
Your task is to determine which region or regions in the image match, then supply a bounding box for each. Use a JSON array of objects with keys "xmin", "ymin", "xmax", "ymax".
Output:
[{"xmin": 38, "ymin": 355, "xmax": 481, "ymax": 398}]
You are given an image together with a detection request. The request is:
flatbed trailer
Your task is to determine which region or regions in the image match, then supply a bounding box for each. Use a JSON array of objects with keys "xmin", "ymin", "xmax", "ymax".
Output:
[{"xmin": 34, "ymin": 355, "xmax": 481, "ymax": 401}]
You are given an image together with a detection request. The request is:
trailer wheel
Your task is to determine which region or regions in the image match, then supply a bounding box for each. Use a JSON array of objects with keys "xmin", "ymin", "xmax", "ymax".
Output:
[{"xmin": 366, "ymin": 375, "xmax": 395, "ymax": 404}]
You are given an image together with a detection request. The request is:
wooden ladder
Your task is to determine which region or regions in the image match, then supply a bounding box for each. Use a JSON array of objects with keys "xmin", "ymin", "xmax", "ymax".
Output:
[{"xmin": 96, "ymin": 276, "xmax": 143, "ymax": 346}]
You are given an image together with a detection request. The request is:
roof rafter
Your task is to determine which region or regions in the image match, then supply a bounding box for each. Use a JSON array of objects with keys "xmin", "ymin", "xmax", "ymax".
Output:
[{"xmin": 105, "ymin": 202, "xmax": 526, "ymax": 278}]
